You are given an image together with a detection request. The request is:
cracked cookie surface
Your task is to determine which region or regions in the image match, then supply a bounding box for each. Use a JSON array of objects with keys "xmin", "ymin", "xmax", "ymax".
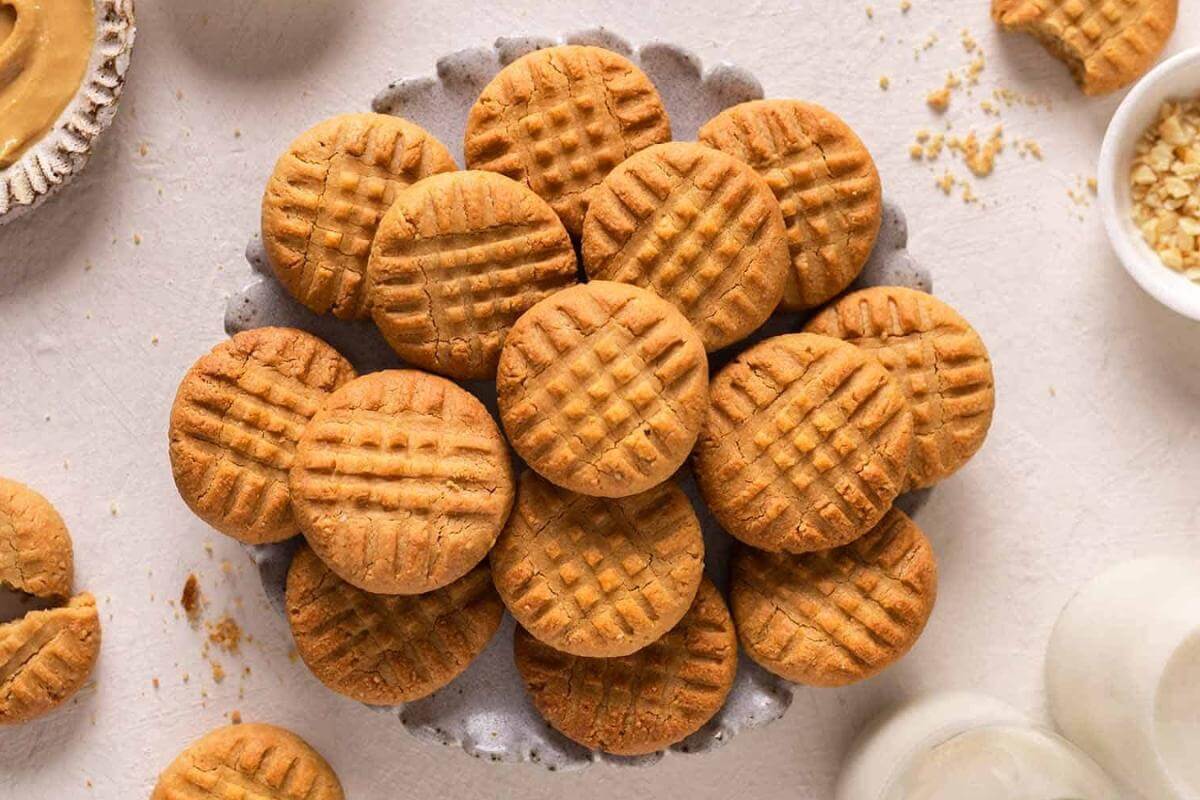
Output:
[
  {"xmin": 993, "ymin": 0, "xmax": 1177, "ymax": 95},
  {"xmin": 290, "ymin": 370, "xmax": 514, "ymax": 595},
  {"xmin": 151, "ymin": 722, "xmax": 344, "ymax": 800},
  {"xmin": 465, "ymin": 45, "xmax": 671, "ymax": 237},
  {"xmin": 699, "ymin": 100, "xmax": 882, "ymax": 311},
  {"xmin": 805, "ymin": 287, "xmax": 995, "ymax": 489},
  {"xmin": 262, "ymin": 113, "xmax": 457, "ymax": 319},
  {"xmin": 582, "ymin": 142, "xmax": 789, "ymax": 351},
  {"xmin": 367, "ymin": 170, "xmax": 578, "ymax": 380},
  {"xmin": 491, "ymin": 471, "xmax": 703, "ymax": 657},
  {"xmin": 0, "ymin": 478, "xmax": 73, "ymax": 600},
  {"xmin": 497, "ymin": 281, "xmax": 708, "ymax": 498},
  {"xmin": 514, "ymin": 577, "xmax": 736, "ymax": 755},
  {"xmin": 693, "ymin": 333, "xmax": 912, "ymax": 553},
  {"xmin": 0, "ymin": 593, "xmax": 100, "ymax": 725},
  {"xmin": 286, "ymin": 544, "xmax": 502, "ymax": 704},
  {"xmin": 169, "ymin": 328, "xmax": 357, "ymax": 545},
  {"xmin": 731, "ymin": 507, "xmax": 937, "ymax": 687}
]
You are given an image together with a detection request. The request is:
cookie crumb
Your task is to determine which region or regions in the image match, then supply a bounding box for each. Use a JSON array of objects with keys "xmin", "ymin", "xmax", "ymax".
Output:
[
  {"xmin": 206, "ymin": 615, "xmax": 242, "ymax": 654},
  {"xmin": 879, "ymin": 76, "xmax": 891, "ymax": 90},
  {"xmin": 926, "ymin": 88, "xmax": 951, "ymax": 112},
  {"xmin": 900, "ymin": 0, "xmax": 911, "ymax": 11},
  {"xmin": 152, "ymin": 677, "xmax": 160, "ymax": 690},
  {"xmin": 211, "ymin": 662, "xmax": 226, "ymax": 683},
  {"xmin": 230, "ymin": 709, "xmax": 242, "ymax": 724},
  {"xmin": 181, "ymin": 574, "xmax": 201, "ymax": 620},
  {"xmin": 866, "ymin": 4, "xmax": 875, "ymax": 18}
]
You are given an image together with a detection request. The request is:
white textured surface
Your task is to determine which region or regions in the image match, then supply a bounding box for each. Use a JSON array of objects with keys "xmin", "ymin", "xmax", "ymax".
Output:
[{"xmin": 0, "ymin": 1, "xmax": 1198, "ymax": 798}]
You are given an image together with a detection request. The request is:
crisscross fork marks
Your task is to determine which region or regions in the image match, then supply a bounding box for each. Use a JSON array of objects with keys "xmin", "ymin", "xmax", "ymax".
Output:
[
  {"xmin": 732, "ymin": 508, "xmax": 937, "ymax": 686},
  {"xmin": 1018, "ymin": 0, "xmax": 1161, "ymax": 59},
  {"xmin": 0, "ymin": 595, "xmax": 100, "ymax": 725},
  {"xmin": 514, "ymin": 580, "xmax": 736, "ymax": 755},
  {"xmin": 700, "ymin": 336, "xmax": 910, "ymax": 552}
]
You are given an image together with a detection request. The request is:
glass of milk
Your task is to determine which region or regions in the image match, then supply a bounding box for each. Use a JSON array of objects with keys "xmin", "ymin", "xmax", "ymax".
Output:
[
  {"xmin": 836, "ymin": 692, "xmax": 1122, "ymax": 800},
  {"xmin": 1047, "ymin": 557, "xmax": 1200, "ymax": 800}
]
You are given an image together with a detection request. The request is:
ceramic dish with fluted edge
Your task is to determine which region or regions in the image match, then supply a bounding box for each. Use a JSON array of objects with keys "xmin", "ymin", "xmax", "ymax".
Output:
[
  {"xmin": 226, "ymin": 28, "xmax": 936, "ymax": 771},
  {"xmin": 0, "ymin": 0, "xmax": 136, "ymax": 224},
  {"xmin": 1099, "ymin": 45, "xmax": 1200, "ymax": 322}
]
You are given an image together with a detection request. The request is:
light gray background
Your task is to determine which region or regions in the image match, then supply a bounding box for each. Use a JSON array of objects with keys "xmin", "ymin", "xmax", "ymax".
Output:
[{"xmin": 1, "ymin": 1, "xmax": 1197, "ymax": 798}]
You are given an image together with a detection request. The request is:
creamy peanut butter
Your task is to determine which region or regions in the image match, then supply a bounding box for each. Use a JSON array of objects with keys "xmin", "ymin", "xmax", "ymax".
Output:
[{"xmin": 0, "ymin": 0, "xmax": 94, "ymax": 169}]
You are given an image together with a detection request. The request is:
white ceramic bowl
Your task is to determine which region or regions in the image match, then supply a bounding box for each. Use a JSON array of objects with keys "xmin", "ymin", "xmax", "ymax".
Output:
[
  {"xmin": 1099, "ymin": 46, "xmax": 1200, "ymax": 321},
  {"xmin": 1046, "ymin": 557, "xmax": 1200, "ymax": 800}
]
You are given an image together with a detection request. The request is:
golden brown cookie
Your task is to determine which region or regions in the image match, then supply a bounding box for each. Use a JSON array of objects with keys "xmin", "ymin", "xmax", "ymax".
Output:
[
  {"xmin": 366, "ymin": 170, "xmax": 578, "ymax": 380},
  {"xmin": 581, "ymin": 142, "xmax": 789, "ymax": 351},
  {"xmin": 993, "ymin": 0, "xmax": 1177, "ymax": 95},
  {"xmin": 491, "ymin": 471, "xmax": 704, "ymax": 657},
  {"xmin": 694, "ymin": 333, "xmax": 912, "ymax": 554},
  {"xmin": 0, "ymin": 593, "xmax": 101, "ymax": 725},
  {"xmin": 151, "ymin": 722, "xmax": 344, "ymax": 800},
  {"xmin": 169, "ymin": 328, "xmax": 357, "ymax": 545},
  {"xmin": 285, "ymin": 544, "xmax": 502, "ymax": 704},
  {"xmin": 699, "ymin": 100, "xmax": 882, "ymax": 311},
  {"xmin": 804, "ymin": 287, "xmax": 995, "ymax": 489},
  {"xmin": 731, "ymin": 508, "xmax": 937, "ymax": 687},
  {"xmin": 514, "ymin": 578, "xmax": 736, "ymax": 755},
  {"xmin": 0, "ymin": 478, "xmax": 73, "ymax": 599},
  {"xmin": 496, "ymin": 281, "xmax": 708, "ymax": 498},
  {"xmin": 262, "ymin": 113, "xmax": 457, "ymax": 319},
  {"xmin": 465, "ymin": 45, "xmax": 672, "ymax": 236},
  {"xmin": 290, "ymin": 370, "xmax": 514, "ymax": 595}
]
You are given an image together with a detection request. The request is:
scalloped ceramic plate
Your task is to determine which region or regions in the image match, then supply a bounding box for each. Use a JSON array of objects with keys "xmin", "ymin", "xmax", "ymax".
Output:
[
  {"xmin": 0, "ymin": 0, "xmax": 136, "ymax": 224},
  {"xmin": 229, "ymin": 29, "xmax": 934, "ymax": 772}
]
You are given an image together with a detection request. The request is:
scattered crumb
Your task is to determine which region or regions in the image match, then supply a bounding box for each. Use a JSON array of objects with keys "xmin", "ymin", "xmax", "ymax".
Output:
[
  {"xmin": 211, "ymin": 662, "xmax": 226, "ymax": 683},
  {"xmin": 152, "ymin": 677, "xmax": 160, "ymax": 690},
  {"xmin": 151, "ymin": 335, "xmax": 160, "ymax": 346},
  {"xmin": 1087, "ymin": 177, "xmax": 1098, "ymax": 194},
  {"xmin": 181, "ymin": 574, "xmax": 202, "ymax": 620},
  {"xmin": 207, "ymin": 616, "xmax": 242, "ymax": 654},
  {"xmin": 926, "ymin": 87, "xmax": 951, "ymax": 112},
  {"xmin": 109, "ymin": 501, "xmax": 119, "ymax": 516},
  {"xmin": 900, "ymin": 0, "xmax": 911, "ymax": 11},
  {"xmin": 233, "ymin": 129, "xmax": 242, "ymax": 139},
  {"xmin": 866, "ymin": 5, "xmax": 875, "ymax": 18},
  {"xmin": 138, "ymin": 142, "xmax": 149, "ymax": 157},
  {"xmin": 936, "ymin": 171, "xmax": 956, "ymax": 195},
  {"xmin": 879, "ymin": 76, "xmax": 891, "ymax": 90},
  {"xmin": 230, "ymin": 710, "xmax": 242, "ymax": 725}
]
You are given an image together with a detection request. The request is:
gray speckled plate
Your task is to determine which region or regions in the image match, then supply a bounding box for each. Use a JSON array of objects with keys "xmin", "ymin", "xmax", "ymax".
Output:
[{"xmin": 229, "ymin": 29, "xmax": 933, "ymax": 772}]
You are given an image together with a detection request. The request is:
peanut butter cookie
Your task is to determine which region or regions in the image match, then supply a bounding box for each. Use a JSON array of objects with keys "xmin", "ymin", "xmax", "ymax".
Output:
[
  {"xmin": 286, "ymin": 544, "xmax": 502, "ymax": 704},
  {"xmin": 262, "ymin": 113, "xmax": 457, "ymax": 319},
  {"xmin": 491, "ymin": 471, "xmax": 703, "ymax": 657},
  {"xmin": 731, "ymin": 508, "xmax": 937, "ymax": 687},
  {"xmin": 151, "ymin": 722, "xmax": 344, "ymax": 800},
  {"xmin": 496, "ymin": 281, "xmax": 708, "ymax": 498},
  {"xmin": 367, "ymin": 170, "xmax": 578, "ymax": 380},
  {"xmin": 465, "ymin": 45, "xmax": 672, "ymax": 236},
  {"xmin": 0, "ymin": 478, "xmax": 73, "ymax": 599},
  {"xmin": 169, "ymin": 328, "xmax": 357, "ymax": 545},
  {"xmin": 582, "ymin": 142, "xmax": 789, "ymax": 351},
  {"xmin": 993, "ymin": 0, "xmax": 1177, "ymax": 95},
  {"xmin": 0, "ymin": 593, "xmax": 101, "ymax": 725},
  {"xmin": 514, "ymin": 578, "xmax": 736, "ymax": 755},
  {"xmin": 699, "ymin": 100, "xmax": 882, "ymax": 311},
  {"xmin": 694, "ymin": 333, "xmax": 912, "ymax": 553},
  {"xmin": 290, "ymin": 370, "xmax": 514, "ymax": 595},
  {"xmin": 804, "ymin": 287, "xmax": 995, "ymax": 489}
]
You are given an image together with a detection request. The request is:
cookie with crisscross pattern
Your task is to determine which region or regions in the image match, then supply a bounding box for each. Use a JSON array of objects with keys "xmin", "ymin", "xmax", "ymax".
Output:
[
  {"xmin": 0, "ymin": 593, "xmax": 100, "ymax": 725},
  {"xmin": 151, "ymin": 722, "xmax": 344, "ymax": 800},
  {"xmin": 693, "ymin": 333, "xmax": 912, "ymax": 553},
  {"xmin": 497, "ymin": 281, "xmax": 708, "ymax": 498},
  {"xmin": 993, "ymin": 0, "xmax": 1177, "ymax": 95},
  {"xmin": 699, "ymin": 100, "xmax": 882, "ymax": 311},
  {"xmin": 514, "ymin": 577, "xmax": 736, "ymax": 755},
  {"xmin": 169, "ymin": 328, "xmax": 357, "ymax": 545},
  {"xmin": 465, "ymin": 45, "xmax": 672, "ymax": 236},
  {"xmin": 262, "ymin": 113, "xmax": 456, "ymax": 319},
  {"xmin": 0, "ymin": 478, "xmax": 73, "ymax": 600},
  {"xmin": 286, "ymin": 544, "xmax": 502, "ymax": 704},
  {"xmin": 367, "ymin": 170, "xmax": 578, "ymax": 380},
  {"xmin": 290, "ymin": 370, "xmax": 514, "ymax": 595},
  {"xmin": 491, "ymin": 471, "xmax": 703, "ymax": 657},
  {"xmin": 582, "ymin": 142, "xmax": 789, "ymax": 351},
  {"xmin": 805, "ymin": 287, "xmax": 995, "ymax": 489},
  {"xmin": 731, "ymin": 507, "xmax": 937, "ymax": 687}
]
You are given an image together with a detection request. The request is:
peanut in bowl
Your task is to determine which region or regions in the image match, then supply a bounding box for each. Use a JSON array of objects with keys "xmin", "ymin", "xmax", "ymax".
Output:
[{"xmin": 1099, "ymin": 46, "xmax": 1200, "ymax": 322}]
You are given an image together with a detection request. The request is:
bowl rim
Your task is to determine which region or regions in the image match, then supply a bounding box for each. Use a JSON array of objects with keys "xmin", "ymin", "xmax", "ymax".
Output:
[{"xmin": 1098, "ymin": 45, "xmax": 1200, "ymax": 322}]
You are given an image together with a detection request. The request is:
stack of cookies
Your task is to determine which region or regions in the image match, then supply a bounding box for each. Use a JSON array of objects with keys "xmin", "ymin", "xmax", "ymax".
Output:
[{"xmin": 167, "ymin": 43, "xmax": 997, "ymax": 757}]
